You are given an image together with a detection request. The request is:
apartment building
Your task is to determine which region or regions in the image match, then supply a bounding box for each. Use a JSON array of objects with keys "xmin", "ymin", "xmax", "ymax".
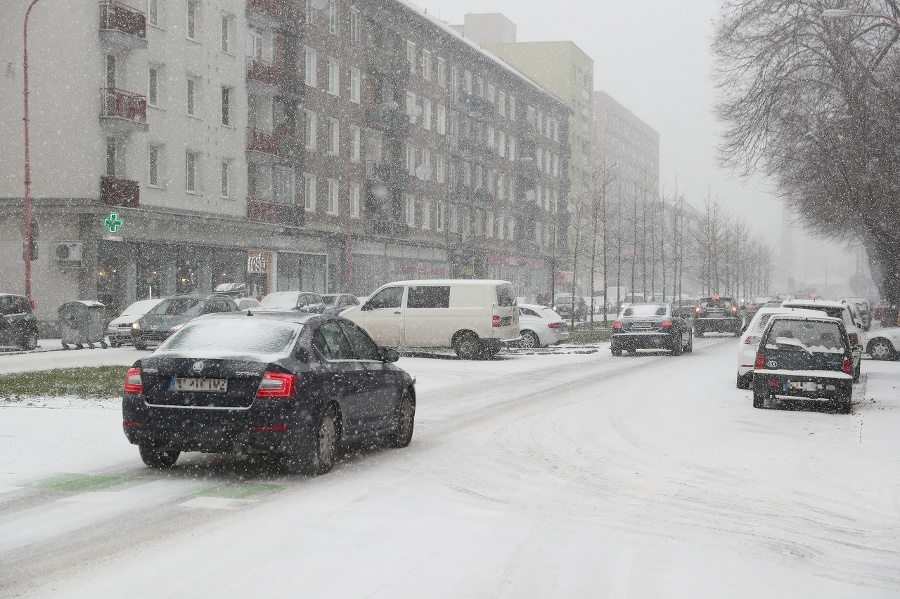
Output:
[
  {"xmin": 593, "ymin": 91, "xmax": 659, "ymax": 199},
  {"xmin": 0, "ymin": 0, "xmax": 569, "ymax": 323}
]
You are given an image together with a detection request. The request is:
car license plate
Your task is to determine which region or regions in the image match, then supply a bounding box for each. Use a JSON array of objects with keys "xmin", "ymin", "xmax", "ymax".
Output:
[
  {"xmin": 171, "ymin": 377, "xmax": 228, "ymax": 393},
  {"xmin": 787, "ymin": 381, "xmax": 819, "ymax": 392},
  {"xmin": 631, "ymin": 321, "xmax": 651, "ymax": 330}
]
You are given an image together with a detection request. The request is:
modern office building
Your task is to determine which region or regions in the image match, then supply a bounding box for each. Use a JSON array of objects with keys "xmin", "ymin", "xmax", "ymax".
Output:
[{"xmin": 1, "ymin": 0, "xmax": 570, "ymax": 326}]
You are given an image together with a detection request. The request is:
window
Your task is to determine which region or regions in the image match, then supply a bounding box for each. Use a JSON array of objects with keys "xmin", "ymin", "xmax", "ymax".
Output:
[
  {"xmin": 422, "ymin": 49, "xmax": 431, "ymax": 81},
  {"xmin": 476, "ymin": 76, "xmax": 484, "ymax": 98},
  {"xmin": 186, "ymin": 1, "xmax": 199, "ymax": 40},
  {"xmin": 326, "ymin": 117, "xmax": 339, "ymax": 155},
  {"xmin": 498, "ymin": 174, "xmax": 504, "ymax": 199},
  {"xmin": 304, "ymin": 46, "xmax": 317, "ymax": 87},
  {"xmin": 313, "ymin": 321, "xmax": 353, "ymax": 360},
  {"xmin": 349, "ymin": 6, "xmax": 360, "ymax": 44},
  {"xmin": 450, "ymin": 205, "xmax": 458, "ymax": 233},
  {"xmin": 220, "ymin": 161, "xmax": 230, "ymax": 198},
  {"xmin": 420, "ymin": 148, "xmax": 431, "ymax": 180},
  {"xmin": 405, "ymin": 144, "xmax": 416, "ymax": 175},
  {"xmin": 406, "ymin": 91, "xmax": 417, "ymax": 122},
  {"xmin": 148, "ymin": 65, "xmax": 163, "ymax": 107},
  {"xmin": 338, "ymin": 320, "xmax": 380, "ymax": 360},
  {"xmin": 509, "ymin": 136, "xmax": 516, "ymax": 161},
  {"xmin": 486, "ymin": 211, "xmax": 494, "ymax": 238},
  {"xmin": 149, "ymin": 0, "xmax": 160, "ymax": 27},
  {"xmin": 248, "ymin": 29, "xmax": 263, "ymax": 59},
  {"xmin": 186, "ymin": 76, "xmax": 200, "ymax": 117},
  {"xmin": 487, "ymin": 84, "xmax": 495, "ymax": 104},
  {"xmin": 148, "ymin": 143, "xmax": 165, "ymax": 187},
  {"xmin": 220, "ymin": 86, "xmax": 232, "ymax": 126},
  {"xmin": 498, "ymin": 90, "xmax": 506, "ymax": 117},
  {"xmin": 498, "ymin": 130, "xmax": 506, "ymax": 157},
  {"xmin": 327, "ymin": 0, "xmax": 337, "ymax": 34},
  {"xmin": 509, "ymin": 95, "xmax": 516, "ymax": 120},
  {"xmin": 487, "ymin": 126, "xmax": 495, "ymax": 152},
  {"xmin": 367, "ymin": 286, "xmax": 403, "ymax": 310},
  {"xmin": 436, "ymin": 104, "xmax": 446, "ymax": 135},
  {"xmin": 406, "ymin": 41, "xmax": 416, "ymax": 74},
  {"xmin": 436, "ymin": 155, "xmax": 445, "ymax": 183},
  {"xmin": 451, "ymin": 65, "xmax": 459, "ymax": 100},
  {"xmin": 350, "ymin": 125, "xmax": 360, "ymax": 162},
  {"xmin": 327, "ymin": 57, "xmax": 339, "ymax": 96},
  {"xmin": 351, "ymin": 182, "xmax": 360, "ymax": 218},
  {"xmin": 274, "ymin": 166, "xmax": 295, "ymax": 204},
  {"xmin": 327, "ymin": 178, "xmax": 339, "ymax": 215},
  {"xmin": 464, "ymin": 70, "xmax": 472, "ymax": 94},
  {"xmin": 436, "ymin": 201, "xmax": 445, "ymax": 232},
  {"xmin": 405, "ymin": 194, "xmax": 415, "ymax": 226},
  {"xmin": 422, "ymin": 98, "xmax": 432, "ymax": 130},
  {"xmin": 185, "ymin": 150, "xmax": 201, "ymax": 192},
  {"xmin": 422, "ymin": 199, "xmax": 431, "ymax": 229},
  {"xmin": 303, "ymin": 173, "xmax": 316, "ymax": 211},
  {"xmin": 437, "ymin": 58, "xmax": 446, "ymax": 87},
  {"xmin": 221, "ymin": 14, "xmax": 233, "ymax": 53},
  {"xmin": 349, "ymin": 67, "xmax": 360, "ymax": 103},
  {"xmin": 552, "ymin": 154, "xmax": 559, "ymax": 176},
  {"xmin": 407, "ymin": 286, "xmax": 450, "ymax": 309},
  {"xmin": 304, "ymin": 109, "xmax": 317, "ymax": 150}
]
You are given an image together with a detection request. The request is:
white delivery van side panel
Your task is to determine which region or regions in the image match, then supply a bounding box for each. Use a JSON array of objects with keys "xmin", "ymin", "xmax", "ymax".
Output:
[{"xmin": 403, "ymin": 283, "xmax": 458, "ymax": 347}]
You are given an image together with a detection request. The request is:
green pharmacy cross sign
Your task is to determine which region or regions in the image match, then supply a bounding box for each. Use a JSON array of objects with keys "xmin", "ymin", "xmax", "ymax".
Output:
[{"xmin": 103, "ymin": 212, "xmax": 124, "ymax": 234}]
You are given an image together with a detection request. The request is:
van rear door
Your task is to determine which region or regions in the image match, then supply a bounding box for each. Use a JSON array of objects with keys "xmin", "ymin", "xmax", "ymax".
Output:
[{"xmin": 492, "ymin": 283, "xmax": 519, "ymax": 340}]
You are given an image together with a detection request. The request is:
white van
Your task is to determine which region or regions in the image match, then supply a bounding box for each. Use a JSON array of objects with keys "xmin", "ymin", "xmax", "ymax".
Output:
[{"xmin": 341, "ymin": 279, "xmax": 520, "ymax": 359}]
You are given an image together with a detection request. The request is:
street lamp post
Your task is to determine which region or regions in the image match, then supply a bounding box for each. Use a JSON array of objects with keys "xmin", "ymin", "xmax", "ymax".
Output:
[
  {"xmin": 23, "ymin": 0, "xmax": 42, "ymax": 304},
  {"xmin": 822, "ymin": 8, "xmax": 900, "ymax": 30}
]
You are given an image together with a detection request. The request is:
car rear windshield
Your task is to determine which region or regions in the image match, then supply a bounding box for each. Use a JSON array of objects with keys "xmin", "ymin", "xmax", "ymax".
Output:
[
  {"xmin": 160, "ymin": 319, "xmax": 300, "ymax": 353},
  {"xmin": 700, "ymin": 298, "xmax": 734, "ymax": 309},
  {"xmin": 150, "ymin": 298, "xmax": 202, "ymax": 316},
  {"xmin": 788, "ymin": 304, "xmax": 844, "ymax": 320},
  {"xmin": 623, "ymin": 304, "xmax": 668, "ymax": 317},
  {"xmin": 765, "ymin": 319, "xmax": 845, "ymax": 353},
  {"xmin": 496, "ymin": 284, "xmax": 516, "ymax": 307},
  {"xmin": 260, "ymin": 293, "xmax": 298, "ymax": 310}
]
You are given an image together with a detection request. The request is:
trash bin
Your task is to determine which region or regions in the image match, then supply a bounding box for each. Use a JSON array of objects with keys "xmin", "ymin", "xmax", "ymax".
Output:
[{"xmin": 57, "ymin": 300, "xmax": 108, "ymax": 349}]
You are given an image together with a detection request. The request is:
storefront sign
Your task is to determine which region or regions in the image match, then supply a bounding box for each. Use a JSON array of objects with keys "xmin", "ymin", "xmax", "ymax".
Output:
[
  {"xmin": 247, "ymin": 251, "xmax": 270, "ymax": 274},
  {"xmin": 104, "ymin": 213, "xmax": 124, "ymax": 233}
]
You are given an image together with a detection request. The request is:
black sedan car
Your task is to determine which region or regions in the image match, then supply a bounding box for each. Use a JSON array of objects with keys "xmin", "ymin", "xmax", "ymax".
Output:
[
  {"xmin": 122, "ymin": 311, "xmax": 416, "ymax": 474},
  {"xmin": 0, "ymin": 293, "xmax": 39, "ymax": 350},
  {"xmin": 693, "ymin": 295, "xmax": 742, "ymax": 336},
  {"xmin": 611, "ymin": 302, "xmax": 693, "ymax": 356}
]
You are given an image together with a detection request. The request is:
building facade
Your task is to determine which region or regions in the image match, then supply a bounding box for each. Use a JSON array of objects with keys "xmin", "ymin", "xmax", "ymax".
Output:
[{"xmin": 0, "ymin": 0, "xmax": 569, "ymax": 325}]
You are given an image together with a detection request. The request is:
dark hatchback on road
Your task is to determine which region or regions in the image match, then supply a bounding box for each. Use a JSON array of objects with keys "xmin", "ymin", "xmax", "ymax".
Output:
[
  {"xmin": 694, "ymin": 295, "xmax": 741, "ymax": 336},
  {"xmin": 752, "ymin": 314, "xmax": 854, "ymax": 413},
  {"xmin": 122, "ymin": 311, "xmax": 416, "ymax": 474},
  {"xmin": 131, "ymin": 294, "xmax": 240, "ymax": 350},
  {"xmin": 0, "ymin": 293, "xmax": 39, "ymax": 350},
  {"xmin": 611, "ymin": 302, "xmax": 693, "ymax": 356}
]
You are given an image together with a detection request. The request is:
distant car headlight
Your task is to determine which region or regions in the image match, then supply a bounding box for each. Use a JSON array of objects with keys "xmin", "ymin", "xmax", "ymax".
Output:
[
  {"xmin": 171, "ymin": 323, "xmax": 185, "ymax": 333},
  {"xmin": 132, "ymin": 322, "xmax": 141, "ymax": 330}
]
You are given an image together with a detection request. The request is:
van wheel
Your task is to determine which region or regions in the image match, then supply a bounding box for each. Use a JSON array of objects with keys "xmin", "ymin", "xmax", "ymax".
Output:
[{"xmin": 453, "ymin": 332, "xmax": 480, "ymax": 360}]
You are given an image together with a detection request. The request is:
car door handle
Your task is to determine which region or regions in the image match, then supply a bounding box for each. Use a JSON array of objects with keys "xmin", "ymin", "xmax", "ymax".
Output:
[{"xmin": 393, "ymin": 311, "xmax": 401, "ymax": 315}]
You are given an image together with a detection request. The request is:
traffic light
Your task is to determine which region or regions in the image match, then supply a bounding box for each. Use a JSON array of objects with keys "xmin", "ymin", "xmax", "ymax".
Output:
[{"xmin": 22, "ymin": 241, "xmax": 38, "ymax": 260}]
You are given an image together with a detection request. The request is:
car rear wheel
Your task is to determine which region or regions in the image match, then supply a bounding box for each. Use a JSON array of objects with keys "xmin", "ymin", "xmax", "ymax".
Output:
[
  {"xmin": 685, "ymin": 334, "xmax": 694, "ymax": 353},
  {"xmin": 519, "ymin": 330, "xmax": 541, "ymax": 349},
  {"xmin": 453, "ymin": 332, "xmax": 480, "ymax": 360},
  {"xmin": 868, "ymin": 339, "xmax": 897, "ymax": 361},
  {"xmin": 22, "ymin": 330, "xmax": 38, "ymax": 350},
  {"xmin": 139, "ymin": 444, "xmax": 180, "ymax": 468},
  {"xmin": 834, "ymin": 394, "xmax": 852, "ymax": 414},
  {"xmin": 387, "ymin": 389, "xmax": 415, "ymax": 448},
  {"xmin": 696, "ymin": 331, "xmax": 704, "ymax": 338},
  {"xmin": 737, "ymin": 372, "xmax": 752, "ymax": 389},
  {"xmin": 309, "ymin": 405, "xmax": 338, "ymax": 475},
  {"xmin": 611, "ymin": 347, "xmax": 622, "ymax": 356},
  {"xmin": 752, "ymin": 391, "xmax": 766, "ymax": 409},
  {"xmin": 672, "ymin": 336, "xmax": 684, "ymax": 356}
]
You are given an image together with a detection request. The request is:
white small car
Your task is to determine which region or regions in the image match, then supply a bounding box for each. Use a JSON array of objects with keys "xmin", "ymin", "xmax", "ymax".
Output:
[
  {"xmin": 517, "ymin": 304, "xmax": 569, "ymax": 348},
  {"xmin": 865, "ymin": 327, "xmax": 900, "ymax": 360},
  {"xmin": 736, "ymin": 306, "xmax": 826, "ymax": 388},
  {"xmin": 106, "ymin": 299, "xmax": 164, "ymax": 347}
]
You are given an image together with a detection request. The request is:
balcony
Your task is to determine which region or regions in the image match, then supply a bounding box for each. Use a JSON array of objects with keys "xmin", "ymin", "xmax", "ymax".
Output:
[
  {"xmin": 462, "ymin": 93, "xmax": 495, "ymax": 119},
  {"xmin": 366, "ymin": 105, "xmax": 411, "ymax": 137},
  {"xmin": 99, "ymin": 88, "xmax": 148, "ymax": 135},
  {"xmin": 100, "ymin": 175, "xmax": 140, "ymax": 208},
  {"xmin": 99, "ymin": 1, "xmax": 147, "ymax": 50},
  {"xmin": 246, "ymin": 0, "xmax": 283, "ymax": 28},
  {"xmin": 247, "ymin": 198, "xmax": 304, "ymax": 228},
  {"xmin": 246, "ymin": 58, "xmax": 281, "ymax": 96},
  {"xmin": 365, "ymin": 48, "xmax": 409, "ymax": 82},
  {"xmin": 275, "ymin": 126, "xmax": 304, "ymax": 160},
  {"xmin": 473, "ymin": 188, "xmax": 494, "ymax": 206},
  {"xmin": 367, "ymin": 162, "xmax": 411, "ymax": 188},
  {"xmin": 246, "ymin": 128, "xmax": 279, "ymax": 162}
]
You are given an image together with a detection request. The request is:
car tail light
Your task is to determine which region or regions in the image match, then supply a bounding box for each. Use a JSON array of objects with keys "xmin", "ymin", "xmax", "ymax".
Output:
[
  {"xmin": 250, "ymin": 425, "xmax": 288, "ymax": 432},
  {"xmin": 257, "ymin": 372, "xmax": 296, "ymax": 398},
  {"xmin": 661, "ymin": 320, "xmax": 674, "ymax": 329},
  {"xmin": 744, "ymin": 335, "xmax": 759, "ymax": 345},
  {"xmin": 712, "ymin": 295, "xmax": 721, "ymax": 301},
  {"xmin": 754, "ymin": 354, "xmax": 766, "ymax": 370},
  {"xmin": 548, "ymin": 321, "xmax": 564, "ymax": 329},
  {"xmin": 123, "ymin": 420, "xmax": 143, "ymax": 427},
  {"xmin": 848, "ymin": 333, "xmax": 858, "ymax": 346},
  {"xmin": 124, "ymin": 367, "xmax": 143, "ymax": 394},
  {"xmin": 842, "ymin": 358, "xmax": 853, "ymax": 375},
  {"xmin": 492, "ymin": 315, "xmax": 501, "ymax": 328},
  {"xmin": 612, "ymin": 321, "xmax": 622, "ymax": 330},
  {"xmin": 748, "ymin": 304, "xmax": 757, "ymax": 311}
]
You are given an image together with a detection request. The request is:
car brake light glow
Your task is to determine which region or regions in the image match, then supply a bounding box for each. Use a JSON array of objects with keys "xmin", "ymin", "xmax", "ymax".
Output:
[
  {"xmin": 123, "ymin": 420, "xmax": 143, "ymax": 427},
  {"xmin": 612, "ymin": 321, "xmax": 622, "ymax": 330},
  {"xmin": 712, "ymin": 295, "xmax": 721, "ymax": 301},
  {"xmin": 661, "ymin": 320, "xmax": 674, "ymax": 329},
  {"xmin": 492, "ymin": 315, "xmax": 501, "ymax": 328},
  {"xmin": 754, "ymin": 354, "xmax": 766, "ymax": 370},
  {"xmin": 694, "ymin": 306, "xmax": 701, "ymax": 314},
  {"xmin": 257, "ymin": 372, "xmax": 296, "ymax": 398},
  {"xmin": 548, "ymin": 321, "xmax": 564, "ymax": 329},
  {"xmin": 250, "ymin": 425, "xmax": 288, "ymax": 432},
  {"xmin": 842, "ymin": 358, "xmax": 853, "ymax": 375},
  {"xmin": 124, "ymin": 367, "xmax": 143, "ymax": 394}
]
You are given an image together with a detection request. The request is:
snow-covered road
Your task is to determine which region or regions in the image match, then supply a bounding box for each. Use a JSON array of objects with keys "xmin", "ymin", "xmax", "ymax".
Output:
[{"xmin": 1, "ymin": 339, "xmax": 899, "ymax": 598}]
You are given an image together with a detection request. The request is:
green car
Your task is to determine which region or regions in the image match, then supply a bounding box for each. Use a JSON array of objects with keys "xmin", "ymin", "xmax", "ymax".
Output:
[{"xmin": 751, "ymin": 314, "xmax": 854, "ymax": 413}]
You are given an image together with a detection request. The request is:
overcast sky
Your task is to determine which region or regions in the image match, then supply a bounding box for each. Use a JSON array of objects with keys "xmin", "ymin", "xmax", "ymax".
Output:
[{"xmin": 409, "ymin": 0, "xmax": 785, "ymax": 238}]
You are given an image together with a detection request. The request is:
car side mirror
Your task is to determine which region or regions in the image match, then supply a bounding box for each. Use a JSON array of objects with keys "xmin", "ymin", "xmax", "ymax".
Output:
[{"xmin": 381, "ymin": 347, "xmax": 399, "ymax": 362}]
